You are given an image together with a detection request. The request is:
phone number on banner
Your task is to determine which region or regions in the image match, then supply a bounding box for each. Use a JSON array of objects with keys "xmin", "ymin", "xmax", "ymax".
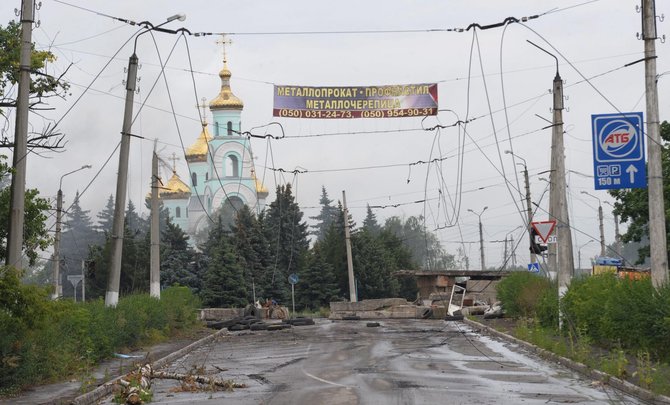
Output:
[{"xmin": 273, "ymin": 107, "xmax": 437, "ymax": 119}]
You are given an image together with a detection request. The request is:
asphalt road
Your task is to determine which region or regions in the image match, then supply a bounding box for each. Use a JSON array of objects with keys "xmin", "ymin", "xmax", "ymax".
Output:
[{"xmin": 104, "ymin": 319, "xmax": 645, "ymax": 404}]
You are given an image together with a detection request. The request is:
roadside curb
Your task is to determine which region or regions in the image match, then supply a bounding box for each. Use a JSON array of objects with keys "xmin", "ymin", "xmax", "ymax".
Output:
[
  {"xmin": 463, "ymin": 318, "xmax": 670, "ymax": 405},
  {"xmin": 70, "ymin": 328, "xmax": 228, "ymax": 405}
]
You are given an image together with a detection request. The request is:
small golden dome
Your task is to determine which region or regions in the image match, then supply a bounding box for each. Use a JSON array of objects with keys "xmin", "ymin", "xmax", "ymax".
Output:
[
  {"xmin": 251, "ymin": 169, "xmax": 268, "ymax": 195},
  {"xmin": 160, "ymin": 171, "xmax": 191, "ymax": 200},
  {"xmin": 209, "ymin": 61, "xmax": 243, "ymax": 110},
  {"xmin": 185, "ymin": 124, "xmax": 212, "ymax": 162}
]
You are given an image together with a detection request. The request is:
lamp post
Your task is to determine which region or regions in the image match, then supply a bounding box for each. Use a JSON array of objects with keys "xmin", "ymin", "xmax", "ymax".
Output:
[
  {"xmin": 504, "ymin": 150, "xmax": 535, "ymax": 264},
  {"xmin": 581, "ymin": 191, "xmax": 605, "ymax": 257},
  {"xmin": 504, "ymin": 225, "xmax": 523, "ymax": 269},
  {"xmin": 603, "ymin": 201, "xmax": 621, "ymax": 257},
  {"xmin": 52, "ymin": 165, "xmax": 92, "ymax": 299},
  {"xmin": 468, "ymin": 206, "xmax": 488, "ymax": 270},
  {"xmin": 578, "ymin": 240, "xmax": 594, "ymax": 273},
  {"xmin": 106, "ymin": 13, "xmax": 186, "ymax": 308}
]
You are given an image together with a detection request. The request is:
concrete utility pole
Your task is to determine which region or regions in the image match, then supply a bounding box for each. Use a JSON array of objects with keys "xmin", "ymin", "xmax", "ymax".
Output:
[
  {"xmin": 578, "ymin": 240, "xmax": 593, "ymax": 272},
  {"xmin": 468, "ymin": 207, "xmax": 488, "ymax": 270},
  {"xmin": 642, "ymin": 0, "xmax": 669, "ymax": 288},
  {"xmin": 52, "ymin": 165, "xmax": 91, "ymax": 299},
  {"xmin": 53, "ymin": 189, "xmax": 63, "ymax": 298},
  {"xmin": 551, "ymin": 58, "xmax": 575, "ymax": 304},
  {"xmin": 106, "ymin": 52, "xmax": 138, "ymax": 307},
  {"xmin": 581, "ymin": 191, "xmax": 606, "ymax": 257},
  {"xmin": 6, "ymin": 0, "xmax": 34, "ymax": 268},
  {"xmin": 529, "ymin": 40, "xmax": 574, "ymax": 326},
  {"xmin": 150, "ymin": 145, "xmax": 160, "ymax": 299},
  {"xmin": 81, "ymin": 260, "xmax": 86, "ymax": 302},
  {"xmin": 342, "ymin": 191, "xmax": 356, "ymax": 302},
  {"xmin": 106, "ymin": 14, "xmax": 185, "ymax": 307},
  {"xmin": 505, "ymin": 150, "xmax": 536, "ymax": 264},
  {"xmin": 604, "ymin": 201, "xmax": 621, "ymax": 257}
]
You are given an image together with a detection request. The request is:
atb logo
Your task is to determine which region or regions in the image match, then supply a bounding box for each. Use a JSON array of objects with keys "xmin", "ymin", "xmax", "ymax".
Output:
[{"xmin": 597, "ymin": 118, "xmax": 640, "ymax": 161}]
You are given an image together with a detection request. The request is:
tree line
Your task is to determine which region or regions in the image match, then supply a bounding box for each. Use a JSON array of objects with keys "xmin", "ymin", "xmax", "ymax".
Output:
[{"xmin": 32, "ymin": 184, "xmax": 460, "ymax": 310}]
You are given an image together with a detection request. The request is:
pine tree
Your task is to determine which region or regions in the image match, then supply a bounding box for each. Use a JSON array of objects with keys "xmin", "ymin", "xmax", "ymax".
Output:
[
  {"xmin": 86, "ymin": 212, "xmax": 151, "ymax": 299},
  {"xmin": 200, "ymin": 217, "xmax": 247, "ymax": 307},
  {"xmin": 309, "ymin": 186, "xmax": 338, "ymax": 242},
  {"xmin": 230, "ymin": 206, "xmax": 270, "ymax": 302},
  {"xmin": 60, "ymin": 192, "xmax": 101, "ymax": 297},
  {"xmin": 297, "ymin": 244, "xmax": 338, "ymax": 310},
  {"xmin": 125, "ymin": 200, "xmax": 148, "ymax": 236},
  {"xmin": 352, "ymin": 229, "xmax": 400, "ymax": 299},
  {"xmin": 161, "ymin": 217, "xmax": 200, "ymax": 293},
  {"xmin": 263, "ymin": 184, "xmax": 309, "ymax": 304},
  {"xmin": 96, "ymin": 195, "xmax": 115, "ymax": 236},
  {"xmin": 362, "ymin": 204, "xmax": 381, "ymax": 235}
]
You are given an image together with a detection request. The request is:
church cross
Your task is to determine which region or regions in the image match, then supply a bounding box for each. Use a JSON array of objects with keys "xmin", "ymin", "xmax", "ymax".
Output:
[
  {"xmin": 171, "ymin": 152, "xmax": 179, "ymax": 173},
  {"xmin": 216, "ymin": 34, "xmax": 233, "ymax": 63},
  {"xmin": 196, "ymin": 96, "xmax": 208, "ymax": 124}
]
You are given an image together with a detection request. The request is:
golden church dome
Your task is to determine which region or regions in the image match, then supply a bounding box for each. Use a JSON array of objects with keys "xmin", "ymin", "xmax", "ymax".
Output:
[
  {"xmin": 209, "ymin": 61, "xmax": 244, "ymax": 110},
  {"xmin": 251, "ymin": 169, "xmax": 268, "ymax": 196},
  {"xmin": 185, "ymin": 124, "xmax": 212, "ymax": 162},
  {"xmin": 159, "ymin": 170, "xmax": 191, "ymax": 200}
]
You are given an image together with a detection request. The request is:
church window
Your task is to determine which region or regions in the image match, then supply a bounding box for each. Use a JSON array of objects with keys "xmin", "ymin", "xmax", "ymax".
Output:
[
  {"xmin": 205, "ymin": 172, "xmax": 209, "ymax": 181},
  {"xmin": 186, "ymin": 207, "xmax": 188, "ymax": 217},
  {"xmin": 227, "ymin": 121, "xmax": 233, "ymax": 135},
  {"xmin": 191, "ymin": 172, "xmax": 197, "ymax": 187},
  {"xmin": 226, "ymin": 155, "xmax": 239, "ymax": 177},
  {"xmin": 176, "ymin": 207, "xmax": 181, "ymax": 218},
  {"xmin": 215, "ymin": 123, "xmax": 219, "ymax": 136}
]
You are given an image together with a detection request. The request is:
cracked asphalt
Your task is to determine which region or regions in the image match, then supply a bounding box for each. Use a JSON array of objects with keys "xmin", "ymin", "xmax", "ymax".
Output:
[{"xmin": 102, "ymin": 319, "xmax": 646, "ymax": 404}]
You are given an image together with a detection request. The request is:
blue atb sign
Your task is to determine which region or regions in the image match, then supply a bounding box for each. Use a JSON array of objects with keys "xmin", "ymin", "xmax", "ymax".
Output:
[
  {"xmin": 528, "ymin": 263, "xmax": 540, "ymax": 273},
  {"xmin": 591, "ymin": 112, "xmax": 646, "ymax": 190}
]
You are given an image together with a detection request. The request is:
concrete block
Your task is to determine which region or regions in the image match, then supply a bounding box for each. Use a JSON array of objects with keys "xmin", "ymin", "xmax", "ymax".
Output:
[
  {"xmin": 199, "ymin": 308, "xmax": 244, "ymax": 321},
  {"xmin": 329, "ymin": 298, "xmax": 408, "ymax": 312}
]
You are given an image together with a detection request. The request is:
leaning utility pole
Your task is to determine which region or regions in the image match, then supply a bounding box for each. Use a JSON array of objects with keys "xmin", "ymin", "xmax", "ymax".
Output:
[
  {"xmin": 551, "ymin": 59, "xmax": 575, "ymax": 308},
  {"xmin": 642, "ymin": 0, "xmax": 669, "ymax": 288},
  {"xmin": 150, "ymin": 145, "xmax": 160, "ymax": 299},
  {"xmin": 342, "ymin": 191, "xmax": 357, "ymax": 302},
  {"xmin": 523, "ymin": 165, "xmax": 536, "ymax": 264},
  {"xmin": 6, "ymin": 0, "xmax": 34, "ymax": 268},
  {"xmin": 478, "ymin": 217, "xmax": 485, "ymax": 270},
  {"xmin": 52, "ymin": 189, "xmax": 63, "ymax": 299},
  {"xmin": 597, "ymin": 203, "xmax": 605, "ymax": 257},
  {"xmin": 106, "ymin": 53, "xmax": 138, "ymax": 307}
]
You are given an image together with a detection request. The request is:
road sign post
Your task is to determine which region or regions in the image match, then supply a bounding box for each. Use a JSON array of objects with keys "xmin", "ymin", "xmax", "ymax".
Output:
[
  {"xmin": 592, "ymin": 112, "xmax": 646, "ymax": 190},
  {"xmin": 288, "ymin": 273, "xmax": 299, "ymax": 319}
]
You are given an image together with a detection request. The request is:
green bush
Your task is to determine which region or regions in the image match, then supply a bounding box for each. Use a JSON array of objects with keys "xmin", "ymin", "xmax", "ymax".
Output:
[
  {"xmin": 562, "ymin": 274, "xmax": 670, "ymax": 361},
  {"xmin": 496, "ymin": 271, "xmax": 554, "ymax": 320},
  {"xmin": 0, "ymin": 269, "xmax": 201, "ymax": 395}
]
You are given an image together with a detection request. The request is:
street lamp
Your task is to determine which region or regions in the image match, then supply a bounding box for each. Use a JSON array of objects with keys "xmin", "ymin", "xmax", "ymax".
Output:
[
  {"xmin": 106, "ymin": 13, "xmax": 185, "ymax": 308},
  {"xmin": 603, "ymin": 201, "xmax": 621, "ymax": 257},
  {"xmin": 581, "ymin": 191, "xmax": 605, "ymax": 257},
  {"xmin": 52, "ymin": 165, "xmax": 92, "ymax": 299},
  {"xmin": 503, "ymin": 225, "xmax": 523, "ymax": 269},
  {"xmin": 578, "ymin": 240, "xmax": 594, "ymax": 273},
  {"xmin": 504, "ymin": 150, "xmax": 535, "ymax": 263},
  {"xmin": 468, "ymin": 206, "xmax": 488, "ymax": 270}
]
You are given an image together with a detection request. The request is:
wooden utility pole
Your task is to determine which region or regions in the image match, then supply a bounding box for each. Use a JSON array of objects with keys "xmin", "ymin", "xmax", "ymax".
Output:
[
  {"xmin": 642, "ymin": 0, "xmax": 669, "ymax": 287},
  {"xmin": 150, "ymin": 144, "xmax": 160, "ymax": 299},
  {"xmin": 6, "ymin": 0, "xmax": 34, "ymax": 268},
  {"xmin": 342, "ymin": 191, "xmax": 356, "ymax": 302}
]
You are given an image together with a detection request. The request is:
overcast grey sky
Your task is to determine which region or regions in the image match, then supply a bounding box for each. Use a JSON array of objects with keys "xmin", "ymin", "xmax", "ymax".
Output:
[{"xmin": 2, "ymin": 0, "xmax": 667, "ymax": 269}]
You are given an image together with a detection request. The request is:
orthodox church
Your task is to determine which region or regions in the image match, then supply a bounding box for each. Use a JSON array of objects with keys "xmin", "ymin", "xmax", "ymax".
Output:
[{"xmin": 155, "ymin": 54, "xmax": 268, "ymax": 239}]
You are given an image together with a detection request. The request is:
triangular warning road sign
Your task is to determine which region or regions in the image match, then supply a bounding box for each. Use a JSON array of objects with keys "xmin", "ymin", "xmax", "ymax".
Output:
[{"xmin": 531, "ymin": 220, "xmax": 557, "ymax": 243}]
